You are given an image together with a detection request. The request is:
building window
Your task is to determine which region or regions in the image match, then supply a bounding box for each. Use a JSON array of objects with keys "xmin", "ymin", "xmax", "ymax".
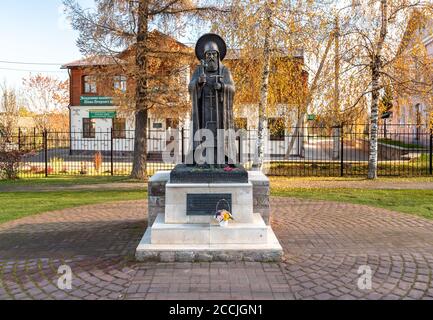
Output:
[
  {"xmin": 166, "ymin": 118, "xmax": 179, "ymax": 129},
  {"xmin": 235, "ymin": 118, "xmax": 247, "ymax": 131},
  {"xmin": 83, "ymin": 76, "xmax": 97, "ymax": 94},
  {"xmin": 268, "ymin": 117, "xmax": 285, "ymax": 141},
  {"xmin": 114, "ymin": 76, "xmax": 127, "ymax": 93},
  {"xmin": 153, "ymin": 122, "xmax": 163, "ymax": 129},
  {"xmin": 113, "ymin": 118, "xmax": 126, "ymax": 139},
  {"xmin": 83, "ymin": 118, "xmax": 96, "ymax": 138}
]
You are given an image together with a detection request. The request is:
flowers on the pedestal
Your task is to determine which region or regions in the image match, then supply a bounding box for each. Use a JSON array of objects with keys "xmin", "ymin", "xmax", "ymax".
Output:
[
  {"xmin": 223, "ymin": 165, "xmax": 234, "ymax": 172},
  {"xmin": 215, "ymin": 209, "xmax": 234, "ymax": 227},
  {"xmin": 215, "ymin": 198, "xmax": 233, "ymax": 227},
  {"xmin": 215, "ymin": 209, "xmax": 234, "ymax": 222}
]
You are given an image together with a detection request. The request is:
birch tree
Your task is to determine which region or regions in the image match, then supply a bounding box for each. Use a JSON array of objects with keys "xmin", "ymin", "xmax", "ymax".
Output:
[
  {"xmin": 254, "ymin": 1, "xmax": 273, "ymax": 170},
  {"xmin": 212, "ymin": 0, "xmax": 323, "ymax": 169},
  {"xmin": 333, "ymin": 0, "xmax": 433, "ymax": 179}
]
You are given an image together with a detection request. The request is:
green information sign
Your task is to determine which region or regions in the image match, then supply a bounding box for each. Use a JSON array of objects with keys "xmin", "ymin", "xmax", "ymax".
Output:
[
  {"xmin": 307, "ymin": 114, "xmax": 316, "ymax": 121},
  {"xmin": 80, "ymin": 96, "xmax": 113, "ymax": 106},
  {"xmin": 89, "ymin": 110, "xmax": 116, "ymax": 119}
]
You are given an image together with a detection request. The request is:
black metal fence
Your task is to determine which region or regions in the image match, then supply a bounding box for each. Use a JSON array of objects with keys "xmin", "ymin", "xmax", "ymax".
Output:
[
  {"xmin": 253, "ymin": 123, "xmax": 433, "ymax": 177},
  {"xmin": 1, "ymin": 124, "xmax": 432, "ymax": 178}
]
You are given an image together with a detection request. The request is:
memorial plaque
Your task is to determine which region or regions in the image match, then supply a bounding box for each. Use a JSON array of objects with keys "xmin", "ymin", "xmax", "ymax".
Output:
[{"xmin": 186, "ymin": 193, "xmax": 231, "ymax": 216}]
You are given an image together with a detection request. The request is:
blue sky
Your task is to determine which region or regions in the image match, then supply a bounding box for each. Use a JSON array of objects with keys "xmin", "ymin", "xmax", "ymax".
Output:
[
  {"xmin": 0, "ymin": 0, "xmax": 209, "ymax": 88},
  {"xmin": 0, "ymin": 0, "xmax": 94, "ymax": 87}
]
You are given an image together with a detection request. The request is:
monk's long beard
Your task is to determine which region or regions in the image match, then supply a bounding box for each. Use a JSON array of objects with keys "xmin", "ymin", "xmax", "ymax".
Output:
[{"xmin": 206, "ymin": 59, "xmax": 218, "ymax": 72}]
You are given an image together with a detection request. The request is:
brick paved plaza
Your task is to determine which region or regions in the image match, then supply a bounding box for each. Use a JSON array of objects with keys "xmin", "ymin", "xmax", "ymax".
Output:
[{"xmin": 1, "ymin": 198, "xmax": 433, "ymax": 300}]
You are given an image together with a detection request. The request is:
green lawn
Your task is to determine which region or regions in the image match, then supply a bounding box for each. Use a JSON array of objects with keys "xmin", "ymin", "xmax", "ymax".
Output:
[
  {"xmin": 378, "ymin": 138, "xmax": 425, "ymax": 149},
  {"xmin": 265, "ymin": 157, "xmax": 432, "ymax": 177},
  {"xmin": 0, "ymin": 176, "xmax": 143, "ymax": 187},
  {"xmin": 271, "ymin": 188, "xmax": 433, "ymax": 220},
  {"xmin": 269, "ymin": 176, "xmax": 433, "ymax": 183},
  {"xmin": 2, "ymin": 175, "xmax": 433, "ymax": 225},
  {"xmin": 0, "ymin": 190, "xmax": 147, "ymax": 224}
]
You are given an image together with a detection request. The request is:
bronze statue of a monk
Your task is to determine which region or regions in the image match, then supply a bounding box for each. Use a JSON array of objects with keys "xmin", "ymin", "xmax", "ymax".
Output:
[{"xmin": 187, "ymin": 33, "xmax": 236, "ymax": 165}]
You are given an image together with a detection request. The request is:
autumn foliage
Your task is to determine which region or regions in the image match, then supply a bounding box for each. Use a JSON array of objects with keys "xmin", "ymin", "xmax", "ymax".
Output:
[{"xmin": 22, "ymin": 74, "xmax": 69, "ymax": 131}]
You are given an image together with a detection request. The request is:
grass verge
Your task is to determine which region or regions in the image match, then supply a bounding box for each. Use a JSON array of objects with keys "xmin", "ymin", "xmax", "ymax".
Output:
[
  {"xmin": 271, "ymin": 187, "xmax": 433, "ymax": 220},
  {"xmin": 0, "ymin": 176, "xmax": 143, "ymax": 188},
  {"xmin": 0, "ymin": 190, "xmax": 147, "ymax": 224},
  {"xmin": 378, "ymin": 138, "xmax": 425, "ymax": 149}
]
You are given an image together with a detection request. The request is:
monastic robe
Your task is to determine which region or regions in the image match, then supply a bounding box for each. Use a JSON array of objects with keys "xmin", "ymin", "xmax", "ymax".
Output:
[{"xmin": 187, "ymin": 63, "xmax": 236, "ymax": 165}]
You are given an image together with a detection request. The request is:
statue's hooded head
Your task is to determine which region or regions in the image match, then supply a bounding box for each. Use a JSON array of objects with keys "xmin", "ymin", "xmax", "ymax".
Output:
[
  {"xmin": 204, "ymin": 41, "xmax": 220, "ymax": 72},
  {"xmin": 195, "ymin": 33, "xmax": 227, "ymax": 71}
]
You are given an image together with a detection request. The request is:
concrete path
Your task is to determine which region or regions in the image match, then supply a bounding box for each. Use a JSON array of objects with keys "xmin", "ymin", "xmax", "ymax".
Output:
[{"xmin": 1, "ymin": 198, "xmax": 433, "ymax": 300}]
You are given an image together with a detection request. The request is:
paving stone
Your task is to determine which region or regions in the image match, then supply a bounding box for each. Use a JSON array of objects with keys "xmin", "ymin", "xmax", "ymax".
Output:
[{"xmin": 1, "ymin": 198, "xmax": 433, "ymax": 300}]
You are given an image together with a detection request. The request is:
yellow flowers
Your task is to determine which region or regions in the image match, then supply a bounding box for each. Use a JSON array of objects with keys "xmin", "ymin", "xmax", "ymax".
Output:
[
  {"xmin": 215, "ymin": 209, "xmax": 234, "ymax": 223},
  {"xmin": 222, "ymin": 210, "xmax": 234, "ymax": 221}
]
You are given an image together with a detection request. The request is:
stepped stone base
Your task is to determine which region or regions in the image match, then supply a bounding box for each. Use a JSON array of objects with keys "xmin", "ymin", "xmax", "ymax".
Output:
[
  {"xmin": 151, "ymin": 213, "xmax": 267, "ymax": 244},
  {"xmin": 137, "ymin": 170, "xmax": 281, "ymax": 262},
  {"xmin": 135, "ymin": 225, "xmax": 283, "ymax": 262}
]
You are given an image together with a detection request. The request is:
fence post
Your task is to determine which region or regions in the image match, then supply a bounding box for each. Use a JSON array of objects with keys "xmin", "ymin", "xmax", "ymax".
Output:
[
  {"xmin": 110, "ymin": 128, "xmax": 114, "ymax": 176},
  {"xmin": 69, "ymin": 130, "xmax": 73, "ymax": 156},
  {"xmin": 237, "ymin": 136, "xmax": 241, "ymax": 164},
  {"xmin": 33, "ymin": 127, "xmax": 36, "ymax": 150},
  {"xmin": 44, "ymin": 130, "xmax": 48, "ymax": 177},
  {"xmin": 430, "ymin": 129, "xmax": 433, "ymax": 174},
  {"xmin": 181, "ymin": 127, "xmax": 185, "ymax": 164},
  {"xmin": 240, "ymin": 134, "xmax": 243, "ymax": 164},
  {"xmin": 18, "ymin": 128, "xmax": 21, "ymax": 151},
  {"xmin": 340, "ymin": 124, "xmax": 344, "ymax": 177}
]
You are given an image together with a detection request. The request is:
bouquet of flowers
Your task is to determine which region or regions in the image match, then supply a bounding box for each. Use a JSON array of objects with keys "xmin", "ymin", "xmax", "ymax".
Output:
[
  {"xmin": 215, "ymin": 209, "xmax": 234, "ymax": 227},
  {"xmin": 215, "ymin": 199, "xmax": 234, "ymax": 227}
]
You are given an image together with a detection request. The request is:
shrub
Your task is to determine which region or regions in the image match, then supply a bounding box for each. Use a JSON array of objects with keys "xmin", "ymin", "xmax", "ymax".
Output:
[
  {"xmin": 34, "ymin": 167, "xmax": 44, "ymax": 174},
  {"xmin": 79, "ymin": 162, "xmax": 87, "ymax": 175},
  {"xmin": 94, "ymin": 152, "xmax": 103, "ymax": 173},
  {"xmin": 30, "ymin": 165, "xmax": 41, "ymax": 174},
  {"xmin": 49, "ymin": 157, "xmax": 65, "ymax": 174},
  {"xmin": 59, "ymin": 166, "xmax": 69, "ymax": 174},
  {"xmin": 0, "ymin": 149, "xmax": 34, "ymax": 180}
]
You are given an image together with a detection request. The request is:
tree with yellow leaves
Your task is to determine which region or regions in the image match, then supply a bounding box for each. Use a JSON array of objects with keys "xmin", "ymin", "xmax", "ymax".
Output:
[
  {"xmin": 22, "ymin": 74, "xmax": 69, "ymax": 131},
  {"xmin": 327, "ymin": 0, "xmax": 433, "ymax": 179},
  {"xmin": 210, "ymin": 0, "xmax": 336, "ymax": 169}
]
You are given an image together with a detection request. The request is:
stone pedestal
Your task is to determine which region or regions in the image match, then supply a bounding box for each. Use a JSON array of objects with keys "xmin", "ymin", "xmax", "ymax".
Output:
[
  {"xmin": 165, "ymin": 182, "xmax": 253, "ymax": 223},
  {"xmin": 136, "ymin": 170, "xmax": 282, "ymax": 262},
  {"xmin": 147, "ymin": 171, "xmax": 271, "ymax": 226}
]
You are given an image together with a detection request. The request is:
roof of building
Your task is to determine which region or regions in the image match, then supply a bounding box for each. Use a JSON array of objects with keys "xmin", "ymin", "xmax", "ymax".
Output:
[
  {"xmin": 61, "ymin": 55, "xmax": 125, "ymax": 69},
  {"xmin": 61, "ymin": 30, "xmax": 191, "ymax": 69},
  {"xmin": 61, "ymin": 30, "xmax": 305, "ymax": 69}
]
